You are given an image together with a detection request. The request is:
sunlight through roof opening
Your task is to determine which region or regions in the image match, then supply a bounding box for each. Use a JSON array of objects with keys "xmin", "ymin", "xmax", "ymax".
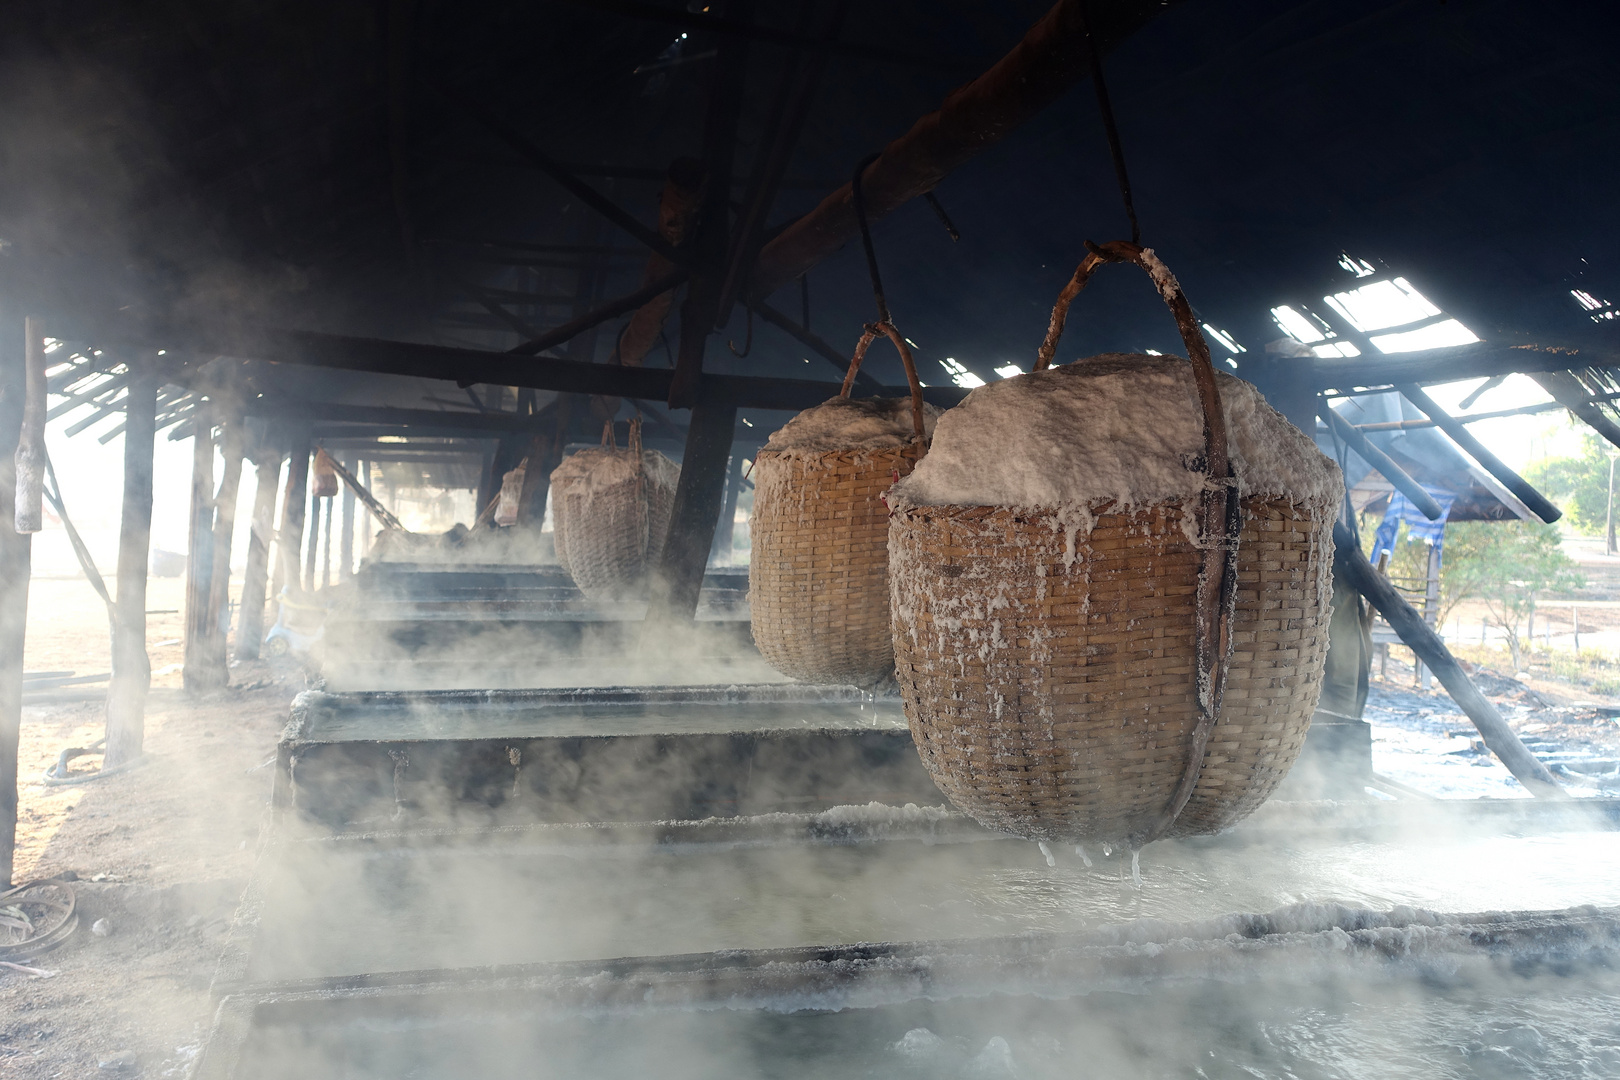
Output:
[
  {"xmin": 994, "ymin": 364, "xmax": 1022, "ymax": 379},
  {"xmin": 1338, "ymin": 253, "xmax": 1377, "ymax": 278},
  {"xmin": 1323, "ymin": 277, "xmax": 1441, "ymax": 333},
  {"xmin": 1311, "ymin": 341, "xmax": 1361, "ymax": 358},
  {"xmin": 1271, "ymin": 305, "xmax": 1326, "ymax": 343},
  {"xmin": 1369, "ymin": 319, "xmax": 1480, "ymax": 353},
  {"xmin": 1573, "ymin": 289, "xmax": 1618, "ymax": 322},
  {"xmin": 1202, "ymin": 323, "xmax": 1246, "ymax": 354},
  {"xmin": 939, "ymin": 357, "xmax": 985, "ymax": 388}
]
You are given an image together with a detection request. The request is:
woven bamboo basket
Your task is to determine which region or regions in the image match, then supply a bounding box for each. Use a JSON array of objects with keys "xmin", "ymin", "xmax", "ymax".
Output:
[
  {"xmin": 890, "ymin": 497, "xmax": 1333, "ymax": 842},
  {"xmin": 750, "ymin": 321, "xmax": 930, "ymax": 687},
  {"xmin": 551, "ymin": 420, "xmax": 679, "ymax": 601},
  {"xmin": 887, "ymin": 242, "xmax": 1338, "ymax": 847}
]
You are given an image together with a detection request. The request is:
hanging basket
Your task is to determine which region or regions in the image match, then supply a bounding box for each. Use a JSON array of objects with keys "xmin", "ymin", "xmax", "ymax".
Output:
[
  {"xmin": 551, "ymin": 419, "xmax": 679, "ymax": 601},
  {"xmin": 750, "ymin": 322, "xmax": 930, "ymax": 688},
  {"xmin": 888, "ymin": 243, "xmax": 1340, "ymax": 847},
  {"xmin": 311, "ymin": 448, "xmax": 339, "ymax": 499}
]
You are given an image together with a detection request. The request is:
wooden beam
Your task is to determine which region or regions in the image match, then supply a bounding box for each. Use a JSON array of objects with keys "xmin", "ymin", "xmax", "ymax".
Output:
[
  {"xmin": 438, "ymin": 82, "xmax": 688, "ymax": 265},
  {"xmin": 1530, "ymin": 370, "xmax": 1620, "ymax": 452},
  {"xmin": 104, "ymin": 361, "xmax": 156, "ymax": 766},
  {"xmin": 508, "ymin": 271, "xmax": 687, "ymax": 357},
  {"xmin": 1317, "ymin": 403, "xmax": 1444, "ymax": 520},
  {"xmin": 747, "ymin": 299, "xmax": 879, "ymax": 392},
  {"xmin": 715, "ymin": 0, "xmax": 846, "ymax": 325},
  {"xmin": 749, "ymin": 0, "xmax": 1172, "ymax": 298},
  {"xmin": 1395, "ymin": 383, "xmax": 1562, "ymax": 523},
  {"xmin": 1311, "ymin": 341, "xmax": 1620, "ymax": 390},
  {"xmin": 646, "ymin": 396, "xmax": 738, "ymax": 625},
  {"xmin": 121, "ymin": 322, "xmax": 972, "ymax": 410},
  {"xmin": 1332, "ymin": 521, "xmax": 1564, "ymax": 798}
]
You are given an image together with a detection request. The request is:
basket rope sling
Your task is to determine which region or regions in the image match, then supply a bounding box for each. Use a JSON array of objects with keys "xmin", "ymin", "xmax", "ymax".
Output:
[
  {"xmin": 890, "ymin": 242, "xmax": 1334, "ymax": 851},
  {"xmin": 749, "ymin": 318, "xmax": 929, "ymax": 687}
]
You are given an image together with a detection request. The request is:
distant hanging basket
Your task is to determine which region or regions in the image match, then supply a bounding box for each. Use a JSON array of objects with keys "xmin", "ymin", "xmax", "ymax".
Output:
[
  {"xmin": 312, "ymin": 448, "xmax": 339, "ymax": 499},
  {"xmin": 749, "ymin": 321, "xmax": 931, "ymax": 688},
  {"xmin": 551, "ymin": 419, "xmax": 679, "ymax": 601}
]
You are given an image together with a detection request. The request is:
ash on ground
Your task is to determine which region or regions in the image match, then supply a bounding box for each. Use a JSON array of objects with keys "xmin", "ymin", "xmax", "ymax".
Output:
[{"xmin": 1366, "ymin": 658, "xmax": 1620, "ymax": 799}]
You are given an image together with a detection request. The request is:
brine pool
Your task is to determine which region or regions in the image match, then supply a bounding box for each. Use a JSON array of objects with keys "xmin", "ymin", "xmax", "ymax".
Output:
[
  {"xmin": 246, "ymin": 824, "xmax": 1620, "ymax": 982},
  {"xmin": 222, "ymin": 817, "xmax": 1620, "ymax": 1080},
  {"xmin": 236, "ymin": 968, "xmax": 1620, "ymax": 1080}
]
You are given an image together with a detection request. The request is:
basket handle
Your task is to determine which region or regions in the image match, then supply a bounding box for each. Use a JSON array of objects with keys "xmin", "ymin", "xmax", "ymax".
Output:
[
  {"xmin": 1035, "ymin": 241, "xmax": 1242, "ymax": 850},
  {"xmin": 838, "ymin": 321, "xmax": 929, "ymax": 443}
]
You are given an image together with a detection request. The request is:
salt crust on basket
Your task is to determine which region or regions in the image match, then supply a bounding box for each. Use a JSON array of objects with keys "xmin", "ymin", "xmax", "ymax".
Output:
[
  {"xmin": 763, "ymin": 395, "xmax": 940, "ymax": 455},
  {"xmin": 888, "ymin": 354, "xmax": 1340, "ymax": 523}
]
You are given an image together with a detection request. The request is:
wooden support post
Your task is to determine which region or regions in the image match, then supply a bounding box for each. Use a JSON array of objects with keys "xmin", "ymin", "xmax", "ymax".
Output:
[
  {"xmin": 278, "ymin": 432, "xmax": 312, "ymax": 600},
  {"xmin": 1332, "ymin": 520, "xmax": 1565, "ymax": 797},
  {"xmin": 104, "ymin": 360, "xmax": 156, "ymax": 766},
  {"xmin": 182, "ymin": 406, "xmax": 218, "ymax": 694},
  {"xmin": 667, "ymin": 0, "xmax": 751, "ymax": 410},
  {"xmin": 646, "ymin": 396, "xmax": 737, "ymax": 625},
  {"xmin": 320, "ymin": 496, "xmax": 334, "ymax": 589},
  {"xmin": 303, "ymin": 475, "xmax": 320, "ymax": 592},
  {"xmin": 12, "ymin": 317, "xmax": 45, "ymax": 535},
  {"xmin": 1, "ymin": 318, "xmax": 35, "ymax": 885},
  {"xmin": 200, "ymin": 413, "xmax": 245, "ymax": 685},
  {"xmin": 339, "ymin": 457, "xmax": 356, "ymax": 580},
  {"xmin": 709, "ymin": 451, "xmax": 742, "ymax": 565},
  {"xmin": 357, "ymin": 459, "xmax": 373, "ymax": 557},
  {"xmin": 236, "ymin": 438, "xmax": 282, "ymax": 661}
]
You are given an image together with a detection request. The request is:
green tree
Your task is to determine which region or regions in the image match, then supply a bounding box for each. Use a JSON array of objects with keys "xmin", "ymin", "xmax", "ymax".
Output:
[
  {"xmin": 1439, "ymin": 520, "xmax": 1583, "ymax": 670},
  {"xmin": 1524, "ymin": 430, "xmax": 1618, "ymax": 538}
]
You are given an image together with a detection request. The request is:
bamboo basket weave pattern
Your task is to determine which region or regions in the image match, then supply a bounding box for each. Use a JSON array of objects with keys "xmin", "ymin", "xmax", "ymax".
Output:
[
  {"xmin": 551, "ymin": 442, "xmax": 678, "ymax": 601},
  {"xmin": 750, "ymin": 441, "xmax": 926, "ymax": 686},
  {"xmin": 889, "ymin": 496, "xmax": 1333, "ymax": 843}
]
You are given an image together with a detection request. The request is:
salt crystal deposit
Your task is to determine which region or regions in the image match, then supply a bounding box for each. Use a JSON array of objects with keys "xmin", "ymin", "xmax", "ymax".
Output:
[
  {"xmin": 888, "ymin": 354, "xmax": 1341, "ymax": 512},
  {"xmin": 763, "ymin": 395, "xmax": 939, "ymax": 455},
  {"xmin": 549, "ymin": 444, "xmax": 680, "ymax": 492}
]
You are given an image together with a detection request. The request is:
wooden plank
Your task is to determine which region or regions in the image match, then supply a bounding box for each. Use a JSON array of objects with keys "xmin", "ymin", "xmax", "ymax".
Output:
[{"xmin": 105, "ymin": 361, "xmax": 156, "ymax": 766}]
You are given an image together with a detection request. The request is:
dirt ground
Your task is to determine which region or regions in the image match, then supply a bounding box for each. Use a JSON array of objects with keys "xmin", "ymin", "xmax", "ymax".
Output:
[{"xmin": 3, "ymin": 577, "xmax": 299, "ymax": 1079}]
